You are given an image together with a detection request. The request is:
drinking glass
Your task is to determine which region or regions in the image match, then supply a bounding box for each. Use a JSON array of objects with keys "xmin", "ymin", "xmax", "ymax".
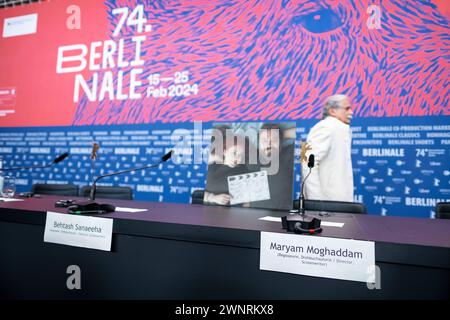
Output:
[{"xmin": 1, "ymin": 176, "xmax": 16, "ymax": 198}]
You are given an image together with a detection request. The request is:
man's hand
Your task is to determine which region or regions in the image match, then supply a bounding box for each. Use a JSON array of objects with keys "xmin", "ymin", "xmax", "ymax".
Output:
[{"xmin": 208, "ymin": 193, "xmax": 231, "ymax": 205}]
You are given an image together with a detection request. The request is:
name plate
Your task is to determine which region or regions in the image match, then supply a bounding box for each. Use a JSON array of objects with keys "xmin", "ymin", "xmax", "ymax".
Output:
[
  {"xmin": 44, "ymin": 211, "xmax": 113, "ymax": 251},
  {"xmin": 260, "ymin": 232, "xmax": 375, "ymax": 283}
]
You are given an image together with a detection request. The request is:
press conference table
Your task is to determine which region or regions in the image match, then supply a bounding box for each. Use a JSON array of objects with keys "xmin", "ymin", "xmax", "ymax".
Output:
[{"xmin": 0, "ymin": 196, "xmax": 449, "ymax": 299}]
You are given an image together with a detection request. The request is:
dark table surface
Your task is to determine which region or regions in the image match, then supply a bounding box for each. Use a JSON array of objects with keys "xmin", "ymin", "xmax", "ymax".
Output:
[
  {"xmin": 1, "ymin": 195, "xmax": 450, "ymax": 300},
  {"xmin": 1, "ymin": 195, "xmax": 449, "ymax": 249}
]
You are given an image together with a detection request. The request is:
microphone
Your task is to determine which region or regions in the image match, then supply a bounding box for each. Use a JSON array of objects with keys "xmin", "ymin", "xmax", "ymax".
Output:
[
  {"xmin": 298, "ymin": 154, "xmax": 314, "ymax": 215},
  {"xmin": 161, "ymin": 150, "xmax": 172, "ymax": 162},
  {"xmin": 90, "ymin": 149, "xmax": 173, "ymax": 200},
  {"xmin": 282, "ymin": 153, "xmax": 322, "ymax": 235},
  {"xmin": 1, "ymin": 152, "xmax": 69, "ymax": 171},
  {"xmin": 69, "ymin": 150, "xmax": 174, "ymax": 215},
  {"xmin": 53, "ymin": 152, "xmax": 69, "ymax": 164},
  {"xmin": 307, "ymin": 154, "xmax": 315, "ymax": 169}
]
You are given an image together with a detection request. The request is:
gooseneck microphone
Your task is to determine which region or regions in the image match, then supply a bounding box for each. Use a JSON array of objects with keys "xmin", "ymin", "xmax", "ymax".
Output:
[
  {"xmin": 68, "ymin": 150, "xmax": 173, "ymax": 215},
  {"xmin": 89, "ymin": 150, "xmax": 174, "ymax": 201},
  {"xmin": 298, "ymin": 154, "xmax": 315, "ymax": 215},
  {"xmin": 282, "ymin": 153, "xmax": 322, "ymax": 235},
  {"xmin": 0, "ymin": 152, "xmax": 69, "ymax": 171}
]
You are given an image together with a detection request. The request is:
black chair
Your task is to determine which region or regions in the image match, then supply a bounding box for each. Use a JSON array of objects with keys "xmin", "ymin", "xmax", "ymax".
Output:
[
  {"xmin": 80, "ymin": 186, "xmax": 133, "ymax": 200},
  {"xmin": 436, "ymin": 202, "xmax": 450, "ymax": 219},
  {"xmin": 31, "ymin": 183, "xmax": 79, "ymax": 196},
  {"xmin": 191, "ymin": 189, "xmax": 205, "ymax": 204},
  {"xmin": 293, "ymin": 199, "xmax": 367, "ymax": 214}
]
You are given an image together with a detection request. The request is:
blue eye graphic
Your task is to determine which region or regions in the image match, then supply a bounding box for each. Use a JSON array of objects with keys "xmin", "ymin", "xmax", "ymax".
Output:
[{"xmin": 292, "ymin": 8, "xmax": 343, "ymax": 33}]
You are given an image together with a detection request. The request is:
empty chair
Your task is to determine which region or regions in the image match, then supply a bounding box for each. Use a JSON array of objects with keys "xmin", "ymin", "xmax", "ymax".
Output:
[
  {"xmin": 436, "ymin": 202, "xmax": 450, "ymax": 219},
  {"xmin": 191, "ymin": 189, "xmax": 205, "ymax": 204},
  {"xmin": 32, "ymin": 183, "xmax": 79, "ymax": 196},
  {"xmin": 293, "ymin": 199, "xmax": 367, "ymax": 214},
  {"xmin": 80, "ymin": 186, "xmax": 133, "ymax": 200}
]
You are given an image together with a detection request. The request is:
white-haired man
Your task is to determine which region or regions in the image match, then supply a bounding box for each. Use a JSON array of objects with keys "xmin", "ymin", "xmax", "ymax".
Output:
[{"xmin": 303, "ymin": 94, "xmax": 354, "ymax": 202}]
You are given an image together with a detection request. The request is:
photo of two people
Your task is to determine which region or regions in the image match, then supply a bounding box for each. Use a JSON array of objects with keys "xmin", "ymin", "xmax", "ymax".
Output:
[{"xmin": 204, "ymin": 122, "xmax": 296, "ymax": 211}]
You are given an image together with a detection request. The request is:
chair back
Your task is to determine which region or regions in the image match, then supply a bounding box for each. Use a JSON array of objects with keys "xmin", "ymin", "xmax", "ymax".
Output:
[
  {"xmin": 80, "ymin": 186, "xmax": 133, "ymax": 200},
  {"xmin": 293, "ymin": 199, "xmax": 367, "ymax": 214},
  {"xmin": 436, "ymin": 202, "xmax": 450, "ymax": 219},
  {"xmin": 191, "ymin": 189, "xmax": 205, "ymax": 204},
  {"xmin": 32, "ymin": 183, "xmax": 79, "ymax": 196}
]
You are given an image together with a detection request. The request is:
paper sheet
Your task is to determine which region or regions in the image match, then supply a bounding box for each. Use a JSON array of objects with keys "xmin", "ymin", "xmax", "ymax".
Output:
[
  {"xmin": 0, "ymin": 197, "xmax": 25, "ymax": 202},
  {"xmin": 115, "ymin": 207, "xmax": 148, "ymax": 213}
]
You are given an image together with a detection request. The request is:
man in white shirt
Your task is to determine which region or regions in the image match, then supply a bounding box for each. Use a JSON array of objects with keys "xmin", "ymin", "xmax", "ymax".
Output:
[{"xmin": 303, "ymin": 94, "xmax": 354, "ymax": 202}]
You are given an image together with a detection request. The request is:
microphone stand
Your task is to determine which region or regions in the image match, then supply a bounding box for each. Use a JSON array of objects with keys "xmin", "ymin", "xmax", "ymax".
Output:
[
  {"xmin": 89, "ymin": 162, "xmax": 162, "ymax": 201},
  {"xmin": 0, "ymin": 153, "xmax": 69, "ymax": 172},
  {"xmin": 71, "ymin": 151, "xmax": 173, "ymax": 214},
  {"xmin": 282, "ymin": 154, "xmax": 322, "ymax": 235},
  {"xmin": 0, "ymin": 153, "xmax": 70, "ymax": 198},
  {"xmin": 298, "ymin": 168, "xmax": 312, "ymax": 216}
]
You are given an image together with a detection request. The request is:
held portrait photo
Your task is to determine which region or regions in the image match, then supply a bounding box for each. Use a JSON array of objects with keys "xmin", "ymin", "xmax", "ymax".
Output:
[{"xmin": 204, "ymin": 122, "xmax": 296, "ymax": 211}]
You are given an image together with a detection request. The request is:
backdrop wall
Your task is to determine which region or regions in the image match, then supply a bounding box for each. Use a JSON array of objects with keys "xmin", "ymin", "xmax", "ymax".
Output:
[{"xmin": 1, "ymin": 0, "xmax": 449, "ymax": 217}]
